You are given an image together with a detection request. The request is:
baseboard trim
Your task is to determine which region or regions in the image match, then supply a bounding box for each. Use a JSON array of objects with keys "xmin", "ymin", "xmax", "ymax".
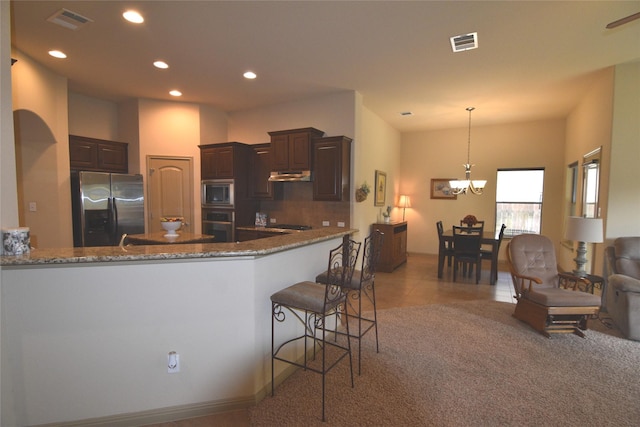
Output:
[{"xmin": 30, "ymin": 397, "xmax": 257, "ymax": 427}]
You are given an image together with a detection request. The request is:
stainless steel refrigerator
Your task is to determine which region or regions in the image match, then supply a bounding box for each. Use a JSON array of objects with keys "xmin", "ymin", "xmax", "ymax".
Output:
[{"xmin": 71, "ymin": 171, "xmax": 144, "ymax": 247}]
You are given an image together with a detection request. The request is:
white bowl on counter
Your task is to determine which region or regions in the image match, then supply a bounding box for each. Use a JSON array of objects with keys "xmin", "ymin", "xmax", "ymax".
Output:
[{"xmin": 161, "ymin": 220, "xmax": 182, "ymax": 237}]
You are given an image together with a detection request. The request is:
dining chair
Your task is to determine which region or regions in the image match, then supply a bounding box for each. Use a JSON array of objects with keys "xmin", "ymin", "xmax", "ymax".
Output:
[
  {"xmin": 460, "ymin": 219, "xmax": 485, "ymax": 231},
  {"xmin": 452, "ymin": 225, "xmax": 483, "ymax": 284},
  {"xmin": 315, "ymin": 229, "xmax": 384, "ymax": 375},
  {"xmin": 271, "ymin": 238, "xmax": 361, "ymax": 422},
  {"xmin": 436, "ymin": 221, "xmax": 454, "ymax": 270},
  {"xmin": 481, "ymin": 224, "xmax": 507, "ymax": 284}
]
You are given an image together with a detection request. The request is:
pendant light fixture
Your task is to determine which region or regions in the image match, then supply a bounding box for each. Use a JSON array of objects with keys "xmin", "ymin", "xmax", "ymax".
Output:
[{"xmin": 449, "ymin": 107, "xmax": 486, "ymax": 195}]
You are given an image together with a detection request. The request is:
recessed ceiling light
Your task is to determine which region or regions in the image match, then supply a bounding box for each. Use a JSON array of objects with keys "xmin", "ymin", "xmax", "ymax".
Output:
[
  {"xmin": 169, "ymin": 90, "xmax": 182, "ymax": 97},
  {"xmin": 48, "ymin": 50, "xmax": 67, "ymax": 59},
  {"xmin": 154, "ymin": 61, "xmax": 169, "ymax": 69},
  {"xmin": 123, "ymin": 10, "xmax": 144, "ymax": 24},
  {"xmin": 243, "ymin": 71, "xmax": 257, "ymax": 79}
]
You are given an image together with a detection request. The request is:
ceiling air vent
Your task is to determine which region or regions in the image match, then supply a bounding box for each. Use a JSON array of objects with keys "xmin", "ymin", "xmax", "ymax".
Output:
[
  {"xmin": 47, "ymin": 8, "xmax": 93, "ymax": 31},
  {"xmin": 450, "ymin": 32, "xmax": 478, "ymax": 53}
]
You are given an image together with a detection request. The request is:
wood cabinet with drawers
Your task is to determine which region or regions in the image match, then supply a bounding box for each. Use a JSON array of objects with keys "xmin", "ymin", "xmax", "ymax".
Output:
[
  {"xmin": 69, "ymin": 135, "xmax": 128, "ymax": 173},
  {"xmin": 372, "ymin": 222, "xmax": 408, "ymax": 272},
  {"xmin": 268, "ymin": 127, "xmax": 324, "ymax": 172}
]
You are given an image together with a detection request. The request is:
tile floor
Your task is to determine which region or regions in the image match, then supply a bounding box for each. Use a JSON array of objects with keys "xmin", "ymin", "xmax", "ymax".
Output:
[{"xmin": 143, "ymin": 253, "xmax": 515, "ymax": 426}]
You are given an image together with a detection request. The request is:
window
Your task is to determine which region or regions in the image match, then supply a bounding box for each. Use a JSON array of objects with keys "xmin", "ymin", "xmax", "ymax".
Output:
[
  {"xmin": 582, "ymin": 147, "xmax": 601, "ymax": 218},
  {"xmin": 495, "ymin": 169, "xmax": 544, "ymax": 237}
]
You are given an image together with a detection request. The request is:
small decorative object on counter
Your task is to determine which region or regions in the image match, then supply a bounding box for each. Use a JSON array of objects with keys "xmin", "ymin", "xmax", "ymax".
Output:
[
  {"xmin": 160, "ymin": 217, "xmax": 183, "ymax": 237},
  {"xmin": 382, "ymin": 206, "xmax": 392, "ymax": 223},
  {"xmin": 355, "ymin": 182, "xmax": 370, "ymax": 202},
  {"xmin": 255, "ymin": 212, "xmax": 267, "ymax": 227},
  {"xmin": 2, "ymin": 227, "xmax": 30, "ymax": 255},
  {"xmin": 462, "ymin": 214, "xmax": 478, "ymax": 226}
]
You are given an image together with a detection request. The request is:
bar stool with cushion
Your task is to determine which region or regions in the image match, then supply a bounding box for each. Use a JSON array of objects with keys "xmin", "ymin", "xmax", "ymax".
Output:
[
  {"xmin": 271, "ymin": 238, "xmax": 361, "ymax": 422},
  {"xmin": 316, "ymin": 230, "xmax": 384, "ymax": 375}
]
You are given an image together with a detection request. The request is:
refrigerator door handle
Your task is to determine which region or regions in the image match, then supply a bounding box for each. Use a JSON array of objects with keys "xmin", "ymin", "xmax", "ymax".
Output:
[{"xmin": 108, "ymin": 197, "xmax": 117, "ymax": 243}]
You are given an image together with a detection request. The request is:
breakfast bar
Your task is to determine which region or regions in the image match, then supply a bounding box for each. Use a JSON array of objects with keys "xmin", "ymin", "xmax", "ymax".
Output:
[{"xmin": 0, "ymin": 227, "xmax": 355, "ymax": 426}]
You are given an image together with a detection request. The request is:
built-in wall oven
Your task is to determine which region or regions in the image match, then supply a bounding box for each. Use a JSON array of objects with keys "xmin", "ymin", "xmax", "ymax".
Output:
[{"xmin": 202, "ymin": 209, "xmax": 235, "ymax": 242}]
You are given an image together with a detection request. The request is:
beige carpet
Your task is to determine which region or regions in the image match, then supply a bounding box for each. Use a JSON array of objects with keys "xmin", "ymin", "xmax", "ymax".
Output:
[{"xmin": 250, "ymin": 301, "xmax": 640, "ymax": 426}]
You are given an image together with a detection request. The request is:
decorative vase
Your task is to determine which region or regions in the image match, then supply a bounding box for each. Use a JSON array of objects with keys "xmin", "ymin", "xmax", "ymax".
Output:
[{"xmin": 384, "ymin": 216, "xmax": 390, "ymax": 224}]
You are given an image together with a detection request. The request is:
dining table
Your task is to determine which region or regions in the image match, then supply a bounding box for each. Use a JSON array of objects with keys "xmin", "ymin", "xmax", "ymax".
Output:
[{"xmin": 438, "ymin": 229, "xmax": 502, "ymax": 285}]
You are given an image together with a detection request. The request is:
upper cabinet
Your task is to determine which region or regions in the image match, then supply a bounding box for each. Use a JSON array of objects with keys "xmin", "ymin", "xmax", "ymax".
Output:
[
  {"xmin": 268, "ymin": 127, "xmax": 324, "ymax": 172},
  {"xmin": 199, "ymin": 142, "xmax": 249, "ymax": 180},
  {"xmin": 313, "ymin": 136, "xmax": 352, "ymax": 201},
  {"xmin": 69, "ymin": 135, "xmax": 128, "ymax": 173},
  {"xmin": 248, "ymin": 143, "xmax": 281, "ymax": 200}
]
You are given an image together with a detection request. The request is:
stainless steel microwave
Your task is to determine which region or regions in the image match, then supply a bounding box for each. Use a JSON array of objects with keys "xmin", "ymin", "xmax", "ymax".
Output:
[{"xmin": 202, "ymin": 179, "xmax": 234, "ymax": 207}]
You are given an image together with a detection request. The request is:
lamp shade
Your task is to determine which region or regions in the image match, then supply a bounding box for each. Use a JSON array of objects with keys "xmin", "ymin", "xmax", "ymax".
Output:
[
  {"xmin": 565, "ymin": 217, "xmax": 603, "ymax": 243},
  {"xmin": 397, "ymin": 195, "xmax": 411, "ymax": 208}
]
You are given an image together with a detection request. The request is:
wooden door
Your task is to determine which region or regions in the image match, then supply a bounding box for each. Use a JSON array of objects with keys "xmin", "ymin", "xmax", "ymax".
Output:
[{"xmin": 147, "ymin": 156, "xmax": 194, "ymax": 233}]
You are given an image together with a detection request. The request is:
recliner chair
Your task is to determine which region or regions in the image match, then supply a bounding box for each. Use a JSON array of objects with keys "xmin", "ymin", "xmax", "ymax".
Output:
[
  {"xmin": 605, "ymin": 236, "xmax": 640, "ymax": 341},
  {"xmin": 506, "ymin": 234, "xmax": 601, "ymax": 337}
]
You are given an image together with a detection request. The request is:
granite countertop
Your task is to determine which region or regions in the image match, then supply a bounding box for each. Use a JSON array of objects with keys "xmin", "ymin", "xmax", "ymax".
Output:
[
  {"xmin": 124, "ymin": 231, "xmax": 216, "ymax": 245},
  {"xmin": 1, "ymin": 227, "xmax": 355, "ymax": 266}
]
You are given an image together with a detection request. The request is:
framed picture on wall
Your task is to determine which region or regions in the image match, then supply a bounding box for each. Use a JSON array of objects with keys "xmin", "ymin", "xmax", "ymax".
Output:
[
  {"xmin": 374, "ymin": 170, "xmax": 386, "ymax": 206},
  {"xmin": 430, "ymin": 178, "xmax": 457, "ymax": 200}
]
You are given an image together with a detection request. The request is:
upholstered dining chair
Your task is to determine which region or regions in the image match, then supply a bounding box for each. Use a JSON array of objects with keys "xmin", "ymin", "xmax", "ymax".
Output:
[
  {"xmin": 271, "ymin": 238, "xmax": 361, "ymax": 422},
  {"xmin": 316, "ymin": 230, "xmax": 384, "ymax": 375},
  {"xmin": 452, "ymin": 225, "xmax": 483, "ymax": 284},
  {"xmin": 506, "ymin": 234, "xmax": 601, "ymax": 337}
]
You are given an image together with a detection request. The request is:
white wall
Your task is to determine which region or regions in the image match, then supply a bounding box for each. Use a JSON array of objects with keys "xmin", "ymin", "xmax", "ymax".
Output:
[
  {"xmin": 68, "ymin": 92, "xmax": 119, "ymax": 140},
  {"xmin": 607, "ymin": 62, "xmax": 640, "ymax": 239},
  {"xmin": 10, "ymin": 50, "xmax": 72, "ymax": 248},
  {"xmin": 355, "ymin": 106, "xmax": 402, "ymax": 240},
  {"xmin": 401, "ymin": 118, "xmax": 566, "ymax": 258}
]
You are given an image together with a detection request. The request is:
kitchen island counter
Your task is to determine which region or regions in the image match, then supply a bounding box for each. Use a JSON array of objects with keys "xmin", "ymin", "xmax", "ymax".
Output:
[
  {"xmin": 1, "ymin": 226, "xmax": 358, "ymax": 426},
  {"xmin": 0, "ymin": 226, "xmax": 354, "ymax": 266}
]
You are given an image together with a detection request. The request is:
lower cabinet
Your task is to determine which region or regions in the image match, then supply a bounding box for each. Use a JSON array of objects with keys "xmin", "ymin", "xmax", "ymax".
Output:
[
  {"xmin": 236, "ymin": 228, "xmax": 286, "ymax": 242},
  {"xmin": 371, "ymin": 222, "xmax": 408, "ymax": 272}
]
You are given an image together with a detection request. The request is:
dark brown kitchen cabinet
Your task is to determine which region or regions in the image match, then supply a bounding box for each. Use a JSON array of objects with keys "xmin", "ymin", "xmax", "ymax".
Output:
[
  {"xmin": 268, "ymin": 127, "xmax": 324, "ymax": 172},
  {"xmin": 313, "ymin": 135, "xmax": 351, "ymax": 201},
  {"xmin": 248, "ymin": 143, "xmax": 281, "ymax": 200},
  {"xmin": 69, "ymin": 135, "xmax": 128, "ymax": 173},
  {"xmin": 199, "ymin": 142, "xmax": 249, "ymax": 179},
  {"xmin": 372, "ymin": 222, "xmax": 408, "ymax": 272}
]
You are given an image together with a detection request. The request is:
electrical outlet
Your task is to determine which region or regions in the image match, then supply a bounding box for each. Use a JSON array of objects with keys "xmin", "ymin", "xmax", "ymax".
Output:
[
  {"xmin": 337, "ymin": 222, "xmax": 345, "ymax": 228},
  {"xmin": 322, "ymin": 221, "xmax": 330, "ymax": 226},
  {"xmin": 270, "ymin": 218, "xmax": 276, "ymax": 224},
  {"xmin": 29, "ymin": 202, "xmax": 37, "ymax": 212},
  {"xmin": 168, "ymin": 351, "xmax": 180, "ymax": 373}
]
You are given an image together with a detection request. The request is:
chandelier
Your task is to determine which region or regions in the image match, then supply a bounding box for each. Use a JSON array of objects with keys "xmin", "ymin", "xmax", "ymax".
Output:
[{"xmin": 449, "ymin": 107, "xmax": 486, "ymax": 195}]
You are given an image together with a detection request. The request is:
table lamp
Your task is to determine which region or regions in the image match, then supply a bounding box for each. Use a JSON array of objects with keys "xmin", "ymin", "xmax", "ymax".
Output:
[
  {"xmin": 564, "ymin": 216, "xmax": 603, "ymax": 277},
  {"xmin": 397, "ymin": 195, "xmax": 411, "ymax": 221}
]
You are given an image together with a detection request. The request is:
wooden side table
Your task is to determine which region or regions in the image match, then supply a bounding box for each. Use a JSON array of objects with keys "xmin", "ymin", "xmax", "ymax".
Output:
[
  {"xmin": 559, "ymin": 272, "xmax": 605, "ymax": 295},
  {"xmin": 371, "ymin": 222, "xmax": 407, "ymax": 272}
]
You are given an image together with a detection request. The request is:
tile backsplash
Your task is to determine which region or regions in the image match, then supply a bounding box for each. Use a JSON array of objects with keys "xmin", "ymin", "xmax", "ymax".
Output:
[{"xmin": 257, "ymin": 182, "xmax": 350, "ymax": 228}]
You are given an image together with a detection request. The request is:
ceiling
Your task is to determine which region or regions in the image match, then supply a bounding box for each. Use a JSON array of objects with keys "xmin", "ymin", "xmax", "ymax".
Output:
[{"xmin": 10, "ymin": 1, "xmax": 640, "ymax": 131}]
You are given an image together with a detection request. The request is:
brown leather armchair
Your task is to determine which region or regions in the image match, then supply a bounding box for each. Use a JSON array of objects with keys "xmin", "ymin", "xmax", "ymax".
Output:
[
  {"xmin": 605, "ymin": 237, "xmax": 640, "ymax": 340},
  {"xmin": 506, "ymin": 234, "xmax": 601, "ymax": 337}
]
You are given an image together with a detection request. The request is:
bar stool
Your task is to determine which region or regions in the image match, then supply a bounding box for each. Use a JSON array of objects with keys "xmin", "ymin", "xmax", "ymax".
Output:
[
  {"xmin": 271, "ymin": 237, "xmax": 361, "ymax": 422},
  {"xmin": 315, "ymin": 230, "xmax": 384, "ymax": 375}
]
